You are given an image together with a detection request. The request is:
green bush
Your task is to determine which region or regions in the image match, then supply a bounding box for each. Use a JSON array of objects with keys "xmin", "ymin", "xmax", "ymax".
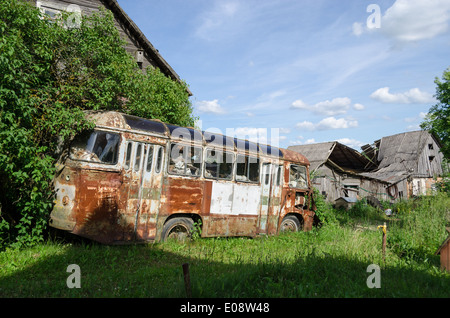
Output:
[
  {"xmin": 0, "ymin": 1, "xmax": 195, "ymax": 249},
  {"xmin": 388, "ymin": 193, "xmax": 450, "ymax": 262}
]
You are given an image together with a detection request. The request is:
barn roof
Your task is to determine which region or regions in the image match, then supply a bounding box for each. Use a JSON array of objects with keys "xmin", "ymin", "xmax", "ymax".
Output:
[
  {"xmin": 103, "ymin": 0, "xmax": 192, "ymax": 95},
  {"xmin": 360, "ymin": 130, "xmax": 438, "ymax": 184},
  {"xmin": 288, "ymin": 141, "xmax": 376, "ymax": 174}
]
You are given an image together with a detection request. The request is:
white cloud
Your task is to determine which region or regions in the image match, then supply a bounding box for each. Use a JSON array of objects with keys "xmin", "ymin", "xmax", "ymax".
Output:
[
  {"xmin": 195, "ymin": 1, "xmax": 242, "ymax": 41},
  {"xmin": 296, "ymin": 117, "xmax": 358, "ymax": 131},
  {"xmin": 382, "ymin": 0, "xmax": 450, "ymax": 42},
  {"xmin": 352, "ymin": 0, "xmax": 450, "ymax": 43},
  {"xmin": 291, "ymin": 97, "xmax": 352, "ymax": 116},
  {"xmin": 336, "ymin": 138, "xmax": 364, "ymax": 149},
  {"xmin": 352, "ymin": 22, "xmax": 363, "ymax": 36},
  {"xmin": 353, "ymin": 103, "xmax": 365, "ymax": 111},
  {"xmin": 196, "ymin": 99, "xmax": 225, "ymax": 114},
  {"xmin": 370, "ymin": 87, "xmax": 435, "ymax": 104},
  {"xmin": 228, "ymin": 127, "xmax": 282, "ymax": 146}
]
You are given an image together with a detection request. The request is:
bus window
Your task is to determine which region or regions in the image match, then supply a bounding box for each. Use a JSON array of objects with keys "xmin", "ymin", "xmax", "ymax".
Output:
[
  {"xmin": 124, "ymin": 142, "xmax": 132, "ymax": 169},
  {"xmin": 70, "ymin": 130, "xmax": 120, "ymax": 165},
  {"xmin": 134, "ymin": 143, "xmax": 143, "ymax": 171},
  {"xmin": 155, "ymin": 146, "xmax": 163, "ymax": 173},
  {"xmin": 276, "ymin": 165, "xmax": 283, "ymax": 186},
  {"xmin": 146, "ymin": 145, "xmax": 154, "ymax": 172},
  {"xmin": 236, "ymin": 155, "xmax": 259, "ymax": 182},
  {"xmin": 205, "ymin": 149, "xmax": 233, "ymax": 180},
  {"xmin": 289, "ymin": 164, "xmax": 307, "ymax": 189},
  {"xmin": 169, "ymin": 143, "xmax": 202, "ymax": 176}
]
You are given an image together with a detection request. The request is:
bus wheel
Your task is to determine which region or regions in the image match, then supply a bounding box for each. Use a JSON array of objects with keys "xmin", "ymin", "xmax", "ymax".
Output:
[
  {"xmin": 280, "ymin": 215, "xmax": 301, "ymax": 233},
  {"xmin": 161, "ymin": 217, "xmax": 194, "ymax": 242}
]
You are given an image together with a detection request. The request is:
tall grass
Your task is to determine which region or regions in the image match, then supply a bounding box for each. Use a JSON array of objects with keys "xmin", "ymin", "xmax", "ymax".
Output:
[{"xmin": 0, "ymin": 193, "xmax": 449, "ymax": 298}]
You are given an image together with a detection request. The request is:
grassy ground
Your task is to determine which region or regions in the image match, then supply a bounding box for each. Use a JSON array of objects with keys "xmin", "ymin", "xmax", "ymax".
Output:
[{"xmin": 0, "ymin": 194, "xmax": 449, "ymax": 298}]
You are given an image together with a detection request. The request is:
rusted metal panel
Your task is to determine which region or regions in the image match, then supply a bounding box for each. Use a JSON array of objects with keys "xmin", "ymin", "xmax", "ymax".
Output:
[{"xmin": 50, "ymin": 111, "xmax": 317, "ymax": 244}]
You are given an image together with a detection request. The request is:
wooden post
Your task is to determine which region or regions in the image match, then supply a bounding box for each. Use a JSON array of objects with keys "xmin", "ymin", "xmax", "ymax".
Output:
[
  {"xmin": 182, "ymin": 263, "xmax": 192, "ymax": 298},
  {"xmin": 382, "ymin": 222, "xmax": 386, "ymax": 263},
  {"xmin": 378, "ymin": 222, "xmax": 387, "ymax": 263}
]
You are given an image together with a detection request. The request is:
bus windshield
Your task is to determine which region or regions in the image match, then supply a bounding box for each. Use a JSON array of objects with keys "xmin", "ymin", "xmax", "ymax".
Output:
[
  {"xmin": 289, "ymin": 164, "xmax": 307, "ymax": 189},
  {"xmin": 70, "ymin": 130, "xmax": 120, "ymax": 165}
]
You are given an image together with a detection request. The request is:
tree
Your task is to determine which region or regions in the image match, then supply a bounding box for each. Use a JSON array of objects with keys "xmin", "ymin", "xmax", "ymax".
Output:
[
  {"xmin": 421, "ymin": 67, "xmax": 450, "ymax": 158},
  {"xmin": 0, "ymin": 0, "xmax": 195, "ymax": 248}
]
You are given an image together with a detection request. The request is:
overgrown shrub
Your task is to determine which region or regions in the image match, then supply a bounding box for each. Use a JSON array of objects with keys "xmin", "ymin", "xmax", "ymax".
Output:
[
  {"xmin": 388, "ymin": 192, "xmax": 450, "ymax": 262},
  {"xmin": 0, "ymin": 1, "xmax": 195, "ymax": 249},
  {"xmin": 312, "ymin": 189, "xmax": 337, "ymax": 226}
]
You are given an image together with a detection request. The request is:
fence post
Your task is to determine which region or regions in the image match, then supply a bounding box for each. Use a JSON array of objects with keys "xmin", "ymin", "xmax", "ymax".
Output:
[
  {"xmin": 377, "ymin": 222, "xmax": 387, "ymax": 263},
  {"xmin": 182, "ymin": 263, "xmax": 192, "ymax": 298}
]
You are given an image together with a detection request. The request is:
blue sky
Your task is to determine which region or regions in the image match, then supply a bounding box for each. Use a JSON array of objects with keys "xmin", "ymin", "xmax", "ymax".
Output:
[{"xmin": 117, "ymin": 0, "xmax": 450, "ymax": 150}]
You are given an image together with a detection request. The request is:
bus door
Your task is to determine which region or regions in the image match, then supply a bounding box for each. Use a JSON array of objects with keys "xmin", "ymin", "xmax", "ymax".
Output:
[
  {"xmin": 269, "ymin": 165, "xmax": 283, "ymax": 234},
  {"xmin": 258, "ymin": 163, "xmax": 273, "ymax": 233},
  {"xmin": 133, "ymin": 143, "xmax": 164, "ymax": 241}
]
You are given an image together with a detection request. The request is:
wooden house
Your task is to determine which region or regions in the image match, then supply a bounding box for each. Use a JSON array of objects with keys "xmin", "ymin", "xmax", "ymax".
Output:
[
  {"xmin": 360, "ymin": 130, "xmax": 445, "ymax": 200},
  {"xmin": 288, "ymin": 130, "xmax": 446, "ymax": 204},
  {"xmin": 29, "ymin": 0, "xmax": 191, "ymax": 94},
  {"xmin": 288, "ymin": 141, "xmax": 388, "ymax": 203}
]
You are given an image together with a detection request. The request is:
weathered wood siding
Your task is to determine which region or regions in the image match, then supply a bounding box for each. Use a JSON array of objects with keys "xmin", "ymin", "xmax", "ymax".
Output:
[
  {"xmin": 311, "ymin": 164, "xmax": 391, "ymax": 204},
  {"xmin": 416, "ymin": 134, "xmax": 444, "ymax": 177}
]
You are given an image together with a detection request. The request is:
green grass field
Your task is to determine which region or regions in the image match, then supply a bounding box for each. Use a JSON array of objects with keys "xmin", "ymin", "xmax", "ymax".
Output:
[{"xmin": 1, "ymin": 193, "xmax": 449, "ymax": 298}]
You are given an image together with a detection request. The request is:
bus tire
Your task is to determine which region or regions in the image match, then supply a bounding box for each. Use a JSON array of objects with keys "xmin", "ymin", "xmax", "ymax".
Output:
[
  {"xmin": 280, "ymin": 215, "xmax": 302, "ymax": 233},
  {"xmin": 161, "ymin": 217, "xmax": 194, "ymax": 242}
]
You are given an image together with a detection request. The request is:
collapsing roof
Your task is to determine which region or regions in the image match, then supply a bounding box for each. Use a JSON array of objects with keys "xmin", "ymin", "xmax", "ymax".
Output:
[
  {"xmin": 288, "ymin": 141, "xmax": 377, "ymax": 175},
  {"xmin": 360, "ymin": 130, "xmax": 441, "ymax": 184}
]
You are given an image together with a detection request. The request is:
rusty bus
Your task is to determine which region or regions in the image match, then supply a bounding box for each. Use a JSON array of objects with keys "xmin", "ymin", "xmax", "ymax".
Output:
[{"xmin": 50, "ymin": 111, "xmax": 317, "ymax": 244}]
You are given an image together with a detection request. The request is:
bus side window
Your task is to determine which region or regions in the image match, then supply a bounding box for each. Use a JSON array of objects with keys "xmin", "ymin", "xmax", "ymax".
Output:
[
  {"xmin": 277, "ymin": 165, "xmax": 283, "ymax": 186},
  {"xmin": 146, "ymin": 145, "xmax": 154, "ymax": 172},
  {"xmin": 236, "ymin": 155, "xmax": 259, "ymax": 182},
  {"xmin": 134, "ymin": 143, "xmax": 143, "ymax": 171},
  {"xmin": 155, "ymin": 146, "xmax": 163, "ymax": 174},
  {"xmin": 124, "ymin": 142, "xmax": 132, "ymax": 170}
]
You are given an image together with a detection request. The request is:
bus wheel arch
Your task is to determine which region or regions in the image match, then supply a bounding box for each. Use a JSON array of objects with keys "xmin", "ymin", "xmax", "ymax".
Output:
[
  {"xmin": 160, "ymin": 214, "xmax": 202, "ymax": 241},
  {"xmin": 279, "ymin": 213, "xmax": 304, "ymax": 233}
]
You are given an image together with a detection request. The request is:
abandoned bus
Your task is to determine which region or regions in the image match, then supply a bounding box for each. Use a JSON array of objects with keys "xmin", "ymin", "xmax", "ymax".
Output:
[{"xmin": 50, "ymin": 111, "xmax": 316, "ymax": 244}]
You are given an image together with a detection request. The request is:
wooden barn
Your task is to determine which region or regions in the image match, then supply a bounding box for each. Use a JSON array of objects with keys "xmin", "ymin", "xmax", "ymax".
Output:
[
  {"xmin": 288, "ymin": 141, "xmax": 388, "ymax": 203},
  {"xmin": 29, "ymin": 0, "xmax": 191, "ymax": 94},
  {"xmin": 288, "ymin": 130, "xmax": 446, "ymax": 204},
  {"xmin": 360, "ymin": 130, "xmax": 445, "ymax": 200}
]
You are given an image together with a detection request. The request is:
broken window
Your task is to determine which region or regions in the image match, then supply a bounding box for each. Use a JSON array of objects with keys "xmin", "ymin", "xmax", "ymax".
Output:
[
  {"xmin": 289, "ymin": 164, "xmax": 307, "ymax": 189},
  {"xmin": 155, "ymin": 146, "xmax": 164, "ymax": 173},
  {"xmin": 70, "ymin": 130, "xmax": 120, "ymax": 165},
  {"xmin": 236, "ymin": 155, "xmax": 260, "ymax": 182},
  {"xmin": 168, "ymin": 143, "xmax": 202, "ymax": 176},
  {"xmin": 205, "ymin": 149, "xmax": 234, "ymax": 180}
]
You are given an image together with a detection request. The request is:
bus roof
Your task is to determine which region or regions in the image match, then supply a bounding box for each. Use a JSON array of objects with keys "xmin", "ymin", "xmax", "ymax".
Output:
[{"xmin": 86, "ymin": 111, "xmax": 309, "ymax": 165}]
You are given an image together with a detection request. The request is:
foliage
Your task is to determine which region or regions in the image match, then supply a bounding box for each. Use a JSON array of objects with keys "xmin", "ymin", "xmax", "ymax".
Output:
[
  {"xmin": 388, "ymin": 192, "xmax": 450, "ymax": 262},
  {"xmin": 312, "ymin": 188, "xmax": 337, "ymax": 226},
  {"xmin": 0, "ymin": 1, "xmax": 195, "ymax": 249},
  {"xmin": 421, "ymin": 67, "xmax": 450, "ymax": 158},
  {"xmin": 1, "ymin": 193, "xmax": 449, "ymax": 298}
]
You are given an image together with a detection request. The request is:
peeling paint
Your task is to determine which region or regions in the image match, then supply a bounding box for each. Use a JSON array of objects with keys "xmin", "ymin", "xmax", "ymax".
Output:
[{"xmin": 50, "ymin": 111, "xmax": 316, "ymax": 244}]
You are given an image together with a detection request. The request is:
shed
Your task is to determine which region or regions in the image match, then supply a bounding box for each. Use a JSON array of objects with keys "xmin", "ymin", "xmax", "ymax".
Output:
[
  {"xmin": 435, "ymin": 227, "xmax": 450, "ymax": 272},
  {"xmin": 334, "ymin": 197, "xmax": 357, "ymax": 210},
  {"xmin": 288, "ymin": 142, "xmax": 386, "ymax": 203},
  {"xmin": 360, "ymin": 131, "xmax": 445, "ymax": 199}
]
